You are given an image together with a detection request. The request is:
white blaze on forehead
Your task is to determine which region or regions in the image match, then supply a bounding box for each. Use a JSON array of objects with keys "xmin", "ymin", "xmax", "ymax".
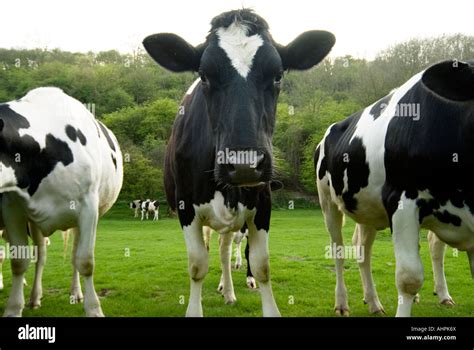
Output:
[{"xmin": 217, "ymin": 21, "xmax": 264, "ymax": 79}]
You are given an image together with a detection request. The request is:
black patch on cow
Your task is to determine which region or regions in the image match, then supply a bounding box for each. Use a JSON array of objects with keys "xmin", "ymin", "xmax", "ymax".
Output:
[
  {"xmin": 65, "ymin": 125, "xmax": 87, "ymax": 146},
  {"xmin": 111, "ymin": 154, "xmax": 117, "ymax": 169},
  {"xmin": 77, "ymin": 129, "xmax": 87, "ymax": 146},
  {"xmin": 383, "ymin": 63, "xmax": 474, "ymax": 227},
  {"xmin": 433, "ymin": 210, "xmax": 462, "ymax": 227},
  {"xmin": 422, "ymin": 60, "xmax": 474, "ymax": 101},
  {"xmin": 0, "ymin": 104, "xmax": 74, "ymax": 196},
  {"xmin": 416, "ymin": 198, "xmax": 440, "ymax": 224},
  {"xmin": 98, "ymin": 121, "xmax": 116, "ymax": 151},
  {"xmin": 369, "ymin": 93, "xmax": 393, "ymax": 120},
  {"xmin": 322, "ymin": 111, "xmax": 369, "ymax": 212},
  {"xmin": 65, "ymin": 125, "xmax": 77, "ymax": 142},
  {"xmin": 314, "ymin": 144, "xmax": 327, "ymax": 181},
  {"xmin": 245, "ymin": 240, "xmax": 253, "ymax": 278}
]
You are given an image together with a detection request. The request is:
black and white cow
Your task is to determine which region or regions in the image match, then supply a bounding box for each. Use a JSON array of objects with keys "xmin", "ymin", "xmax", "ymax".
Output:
[
  {"xmin": 0, "ymin": 87, "xmax": 123, "ymax": 316},
  {"xmin": 143, "ymin": 9, "xmax": 334, "ymax": 316},
  {"xmin": 130, "ymin": 199, "xmax": 142, "ymax": 218},
  {"xmin": 141, "ymin": 199, "xmax": 159, "ymax": 221},
  {"xmin": 315, "ymin": 59, "xmax": 474, "ymax": 317}
]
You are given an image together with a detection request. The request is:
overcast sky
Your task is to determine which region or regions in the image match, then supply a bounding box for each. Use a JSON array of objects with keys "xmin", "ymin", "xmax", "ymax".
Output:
[{"xmin": 1, "ymin": 0, "xmax": 473, "ymax": 59}]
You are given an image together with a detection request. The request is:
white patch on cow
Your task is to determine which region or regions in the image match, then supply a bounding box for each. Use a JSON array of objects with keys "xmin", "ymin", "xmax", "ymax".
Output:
[
  {"xmin": 192, "ymin": 191, "xmax": 253, "ymax": 233},
  {"xmin": 186, "ymin": 78, "xmax": 201, "ymax": 95},
  {"xmin": 0, "ymin": 163, "xmax": 18, "ymax": 192},
  {"xmin": 217, "ymin": 21, "xmax": 264, "ymax": 79}
]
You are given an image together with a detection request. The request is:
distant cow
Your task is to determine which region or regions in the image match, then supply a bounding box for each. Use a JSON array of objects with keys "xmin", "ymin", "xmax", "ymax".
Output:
[
  {"xmin": 130, "ymin": 199, "xmax": 142, "ymax": 218},
  {"xmin": 143, "ymin": 8, "xmax": 334, "ymax": 316},
  {"xmin": 315, "ymin": 59, "xmax": 473, "ymax": 317},
  {"xmin": 0, "ymin": 87, "xmax": 123, "ymax": 316},
  {"xmin": 141, "ymin": 199, "xmax": 159, "ymax": 221}
]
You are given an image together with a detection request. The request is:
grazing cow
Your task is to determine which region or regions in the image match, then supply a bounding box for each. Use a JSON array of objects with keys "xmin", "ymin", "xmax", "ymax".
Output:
[
  {"xmin": 143, "ymin": 9, "xmax": 334, "ymax": 316},
  {"xmin": 141, "ymin": 199, "xmax": 159, "ymax": 221},
  {"xmin": 315, "ymin": 59, "xmax": 474, "ymax": 317},
  {"xmin": 130, "ymin": 199, "xmax": 142, "ymax": 218},
  {"xmin": 0, "ymin": 87, "xmax": 123, "ymax": 316}
]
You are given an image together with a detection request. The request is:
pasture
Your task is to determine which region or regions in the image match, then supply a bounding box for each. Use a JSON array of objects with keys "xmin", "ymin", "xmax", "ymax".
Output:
[{"xmin": 1, "ymin": 203, "xmax": 473, "ymax": 317}]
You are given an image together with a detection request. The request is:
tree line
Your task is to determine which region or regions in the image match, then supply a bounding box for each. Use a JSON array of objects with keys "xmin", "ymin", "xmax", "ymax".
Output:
[{"xmin": 0, "ymin": 33, "xmax": 472, "ymax": 201}]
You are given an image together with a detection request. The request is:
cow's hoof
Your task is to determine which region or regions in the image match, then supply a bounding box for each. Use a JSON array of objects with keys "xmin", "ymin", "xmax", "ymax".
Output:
[
  {"xmin": 86, "ymin": 307, "xmax": 104, "ymax": 317},
  {"xmin": 246, "ymin": 277, "xmax": 257, "ymax": 289},
  {"xmin": 27, "ymin": 300, "xmax": 42, "ymax": 309},
  {"xmin": 3, "ymin": 308, "xmax": 23, "ymax": 317},
  {"xmin": 371, "ymin": 308, "xmax": 385, "ymax": 315},
  {"xmin": 71, "ymin": 291, "xmax": 84, "ymax": 304},
  {"xmin": 224, "ymin": 293, "xmax": 237, "ymax": 305},
  {"xmin": 440, "ymin": 298, "xmax": 455, "ymax": 307},
  {"xmin": 335, "ymin": 306, "xmax": 350, "ymax": 316},
  {"xmin": 414, "ymin": 294, "xmax": 420, "ymax": 304}
]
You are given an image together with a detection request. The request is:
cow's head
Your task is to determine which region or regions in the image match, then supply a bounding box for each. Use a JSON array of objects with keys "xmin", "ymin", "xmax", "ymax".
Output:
[{"xmin": 143, "ymin": 9, "xmax": 335, "ymax": 186}]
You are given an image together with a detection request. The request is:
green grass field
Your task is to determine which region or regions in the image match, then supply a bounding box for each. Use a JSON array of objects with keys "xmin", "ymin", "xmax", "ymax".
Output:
[{"xmin": 1, "ymin": 203, "xmax": 473, "ymax": 317}]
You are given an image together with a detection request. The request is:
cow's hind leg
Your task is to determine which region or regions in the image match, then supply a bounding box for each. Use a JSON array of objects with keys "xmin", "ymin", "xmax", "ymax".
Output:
[
  {"xmin": 184, "ymin": 219, "xmax": 208, "ymax": 317},
  {"xmin": 70, "ymin": 227, "xmax": 83, "ymax": 303},
  {"xmin": 217, "ymin": 233, "xmax": 236, "ymax": 304},
  {"xmin": 323, "ymin": 203, "xmax": 349, "ymax": 316},
  {"xmin": 74, "ymin": 196, "xmax": 103, "ymax": 317},
  {"xmin": 353, "ymin": 224, "xmax": 384, "ymax": 314},
  {"xmin": 2, "ymin": 199, "xmax": 29, "ymax": 317},
  {"xmin": 28, "ymin": 223, "xmax": 46, "ymax": 309},
  {"xmin": 428, "ymin": 231, "xmax": 454, "ymax": 306},
  {"xmin": 245, "ymin": 240, "xmax": 256, "ymax": 289},
  {"xmin": 392, "ymin": 195, "xmax": 424, "ymax": 317}
]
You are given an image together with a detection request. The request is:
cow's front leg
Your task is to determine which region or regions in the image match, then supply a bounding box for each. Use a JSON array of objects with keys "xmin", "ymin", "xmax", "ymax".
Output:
[
  {"xmin": 427, "ymin": 231, "xmax": 454, "ymax": 305},
  {"xmin": 245, "ymin": 240, "xmax": 257, "ymax": 289},
  {"xmin": 2, "ymin": 198, "xmax": 29, "ymax": 317},
  {"xmin": 75, "ymin": 196, "xmax": 103, "ymax": 317},
  {"xmin": 392, "ymin": 195, "xmax": 424, "ymax": 317},
  {"xmin": 183, "ymin": 219, "xmax": 208, "ymax": 317},
  {"xmin": 0, "ymin": 231, "xmax": 4, "ymax": 291},
  {"xmin": 248, "ymin": 189, "xmax": 280, "ymax": 317},
  {"xmin": 217, "ymin": 233, "xmax": 236, "ymax": 304},
  {"xmin": 28, "ymin": 223, "xmax": 46, "ymax": 309}
]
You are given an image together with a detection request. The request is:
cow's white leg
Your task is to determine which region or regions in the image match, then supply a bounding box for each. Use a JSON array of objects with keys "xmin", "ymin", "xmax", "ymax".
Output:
[
  {"xmin": 247, "ymin": 224, "xmax": 280, "ymax": 317},
  {"xmin": 74, "ymin": 196, "xmax": 103, "ymax": 317},
  {"xmin": 428, "ymin": 231, "xmax": 454, "ymax": 306},
  {"xmin": 234, "ymin": 240, "xmax": 243, "ymax": 270},
  {"xmin": 184, "ymin": 220, "xmax": 208, "ymax": 317},
  {"xmin": 217, "ymin": 233, "xmax": 236, "ymax": 304},
  {"xmin": 392, "ymin": 196, "xmax": 424, "ymax": 317},
  {"xmin": 28, "ymin": 223, "xmax": 46, "ymax": 309},
  {"xmin": 141, "ymin": 210, "xmax": 144, "ymax": 221},
  {"xmin": 202, "ymin": 226, "xmax": 212, "ymax": 252},
  {"xmin": 323, "ymin": 203, "xmax": 349, "ymax": 316},
  {"xmin": 2, "ymin": 199, "xmax": 29, "ymax": 317},
  {"xmin": 353, "ymin": 224, "xmax": 384, "ymax": 314},
  {"xmin": 70, "ymin": 227, "xmax": 83, "ymax": 303}
]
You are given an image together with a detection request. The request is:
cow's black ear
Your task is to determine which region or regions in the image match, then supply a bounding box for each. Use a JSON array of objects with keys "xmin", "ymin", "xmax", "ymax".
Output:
[
  {"xmin": 143, "ymin": 33, "xmax": 202, "ymax": 72},
  {"xmin": 278, "ymin": 31, "xmax": 335, "ymax": 71},
  {"xmin": 422, "ymin": 60, "xmax": 474, "ymax": 101}
]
